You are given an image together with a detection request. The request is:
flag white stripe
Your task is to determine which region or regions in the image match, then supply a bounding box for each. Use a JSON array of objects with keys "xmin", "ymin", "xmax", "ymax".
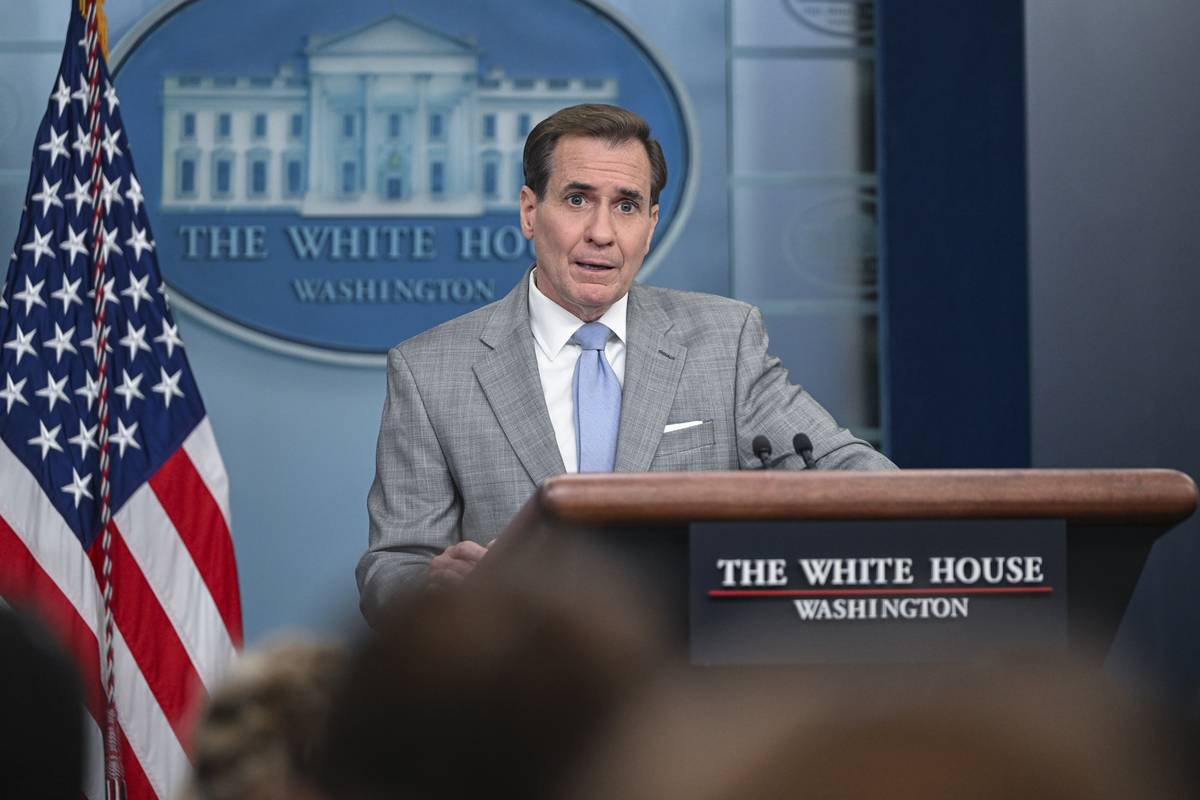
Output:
[
  {"xmin": 0, "ymin": 439, "xmax": 188, "ymax": 799},
  {"xmin": 115, "ymin": 481, "xmax": 236, "ymax": 691},
  {"xmin": 181, "ymin": 417, "xmax": 231, "ymax": 530}
]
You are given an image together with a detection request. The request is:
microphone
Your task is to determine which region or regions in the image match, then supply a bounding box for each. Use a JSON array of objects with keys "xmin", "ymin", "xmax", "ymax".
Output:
[
  {"xmin": 752, "ymin": 435, "xmax": 773, "ymax": 469},
  {"xmin": 793, "ymin": 433, "xmax": 816, "ymax": 469}
]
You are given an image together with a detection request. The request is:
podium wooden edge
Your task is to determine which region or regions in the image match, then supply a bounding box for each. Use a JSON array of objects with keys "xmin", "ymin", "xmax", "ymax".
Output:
[{"xmin": 512, "ymin": 468, "xmax": 1197, "ymax": 528}]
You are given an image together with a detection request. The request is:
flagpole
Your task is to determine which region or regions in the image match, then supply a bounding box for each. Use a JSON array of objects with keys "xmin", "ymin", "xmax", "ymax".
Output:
[{"xmin": 80, "ymin": 0, "xmax": 124, "ymax": 797}]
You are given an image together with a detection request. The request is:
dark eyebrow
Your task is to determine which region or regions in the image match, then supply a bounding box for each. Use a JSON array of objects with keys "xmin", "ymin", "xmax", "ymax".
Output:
[{"xmin": 563, "ymin": 181, "xmax": 645, "ymax": 203}]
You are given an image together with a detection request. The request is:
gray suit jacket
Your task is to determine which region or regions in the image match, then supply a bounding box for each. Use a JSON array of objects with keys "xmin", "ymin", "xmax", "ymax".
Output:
[{"xmin": 359, "ymin": 273, "xmax": 894, "ymax": 616}]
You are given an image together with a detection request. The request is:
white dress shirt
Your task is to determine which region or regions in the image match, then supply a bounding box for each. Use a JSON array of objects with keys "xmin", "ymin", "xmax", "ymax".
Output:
[{"xmin": 528, "ymin": 271, "xmax": 627, "ymax": 473}]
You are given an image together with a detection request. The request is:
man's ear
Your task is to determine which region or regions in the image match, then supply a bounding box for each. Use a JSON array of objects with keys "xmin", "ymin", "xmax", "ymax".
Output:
[
  {"xmin": 644, "ymin": 203, "xmax": 660, "ymax": 254},
  {"xmin": 519, "ymin": 185, "xmax": 538, "ymax": 240}
]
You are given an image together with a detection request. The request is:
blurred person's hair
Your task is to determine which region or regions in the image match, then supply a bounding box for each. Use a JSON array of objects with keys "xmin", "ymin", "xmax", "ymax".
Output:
[
  {"xmin": 0, "ymin": 606, "xmax": 85, "ymax": 799},
  {"xmin": 522, "ymin": 103, "xmax": 668, "ymax": 205},
  {"xmin": 182, "ymin": 638, "xmax": 345, "ymax": 800},
  {"xmin": 318, "ymin": 569, "xmax": 665, "ymax": 800},
  {"xmin": 568, "ymin": 657, "xmax": 1195, "ymax": 800}
]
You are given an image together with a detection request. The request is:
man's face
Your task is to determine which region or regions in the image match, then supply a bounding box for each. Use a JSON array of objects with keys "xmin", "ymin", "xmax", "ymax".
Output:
[{"xmin": 520, "ymin": 135, "xmax": 659, "ymax": 322}]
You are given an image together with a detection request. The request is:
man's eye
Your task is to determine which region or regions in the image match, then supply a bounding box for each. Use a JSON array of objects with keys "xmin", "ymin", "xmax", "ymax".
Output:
[
  {"xmin": 566, "ymin": 194, "xmax": 585, "ymax": 206},
  {"xmin": 617, "ymin": 200, "xmax": 637, "ymax": 213}
]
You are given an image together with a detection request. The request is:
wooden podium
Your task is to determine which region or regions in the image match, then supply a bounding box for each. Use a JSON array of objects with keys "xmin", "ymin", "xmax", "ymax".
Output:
[{"xmin": 493, "ymin": 469, "xmax": 1197, "ymax": 664}]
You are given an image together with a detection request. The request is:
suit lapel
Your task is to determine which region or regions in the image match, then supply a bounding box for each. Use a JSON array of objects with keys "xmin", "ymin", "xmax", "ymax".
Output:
[
  {"xmin": 474, "ymin": 274, "xmax": 566, "ymax": 485},
  {"xmin": 615, "ymin": 287, "xmax": 687, "ymax": 472}
]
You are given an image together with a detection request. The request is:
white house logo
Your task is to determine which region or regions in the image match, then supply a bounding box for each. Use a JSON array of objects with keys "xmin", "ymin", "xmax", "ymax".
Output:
[{"xmin": 112, "ymin": 0, "xmax": 693, "ymax": 363}]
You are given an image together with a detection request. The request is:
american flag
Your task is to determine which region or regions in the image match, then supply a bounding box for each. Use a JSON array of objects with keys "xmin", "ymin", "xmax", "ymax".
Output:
[{"xmin": 0, "ymin": 2, "xmax": 241, "ymax": 798}]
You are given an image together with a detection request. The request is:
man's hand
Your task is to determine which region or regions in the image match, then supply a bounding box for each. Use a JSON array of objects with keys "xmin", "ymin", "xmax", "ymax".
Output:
[{"xmin": 427, "ymin": 541, "xmax": 488, "ymax": 586}]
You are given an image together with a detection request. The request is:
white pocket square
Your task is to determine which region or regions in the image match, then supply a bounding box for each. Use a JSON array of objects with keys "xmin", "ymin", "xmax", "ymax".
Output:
[{"xmin": 663, "ymin": 420, "xmax": 704, "ymax": 433}]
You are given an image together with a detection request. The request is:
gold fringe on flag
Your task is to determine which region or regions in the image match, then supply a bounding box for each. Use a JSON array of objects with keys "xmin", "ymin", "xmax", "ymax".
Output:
[{"xmin": 78, "ymin": 0, "xmax": 109, "ymax": 60}]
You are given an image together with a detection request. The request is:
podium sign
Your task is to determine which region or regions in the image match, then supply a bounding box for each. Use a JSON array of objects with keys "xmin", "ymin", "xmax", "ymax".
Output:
[{"xmin": 689, "ymin": 519, "xmax": 1067, "ymax": 666}]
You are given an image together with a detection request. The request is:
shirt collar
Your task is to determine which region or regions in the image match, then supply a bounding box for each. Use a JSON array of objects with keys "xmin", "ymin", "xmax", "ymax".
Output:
[{"xmin": 528, "ymin": 269, "xmax": 628, "ymax": 360}]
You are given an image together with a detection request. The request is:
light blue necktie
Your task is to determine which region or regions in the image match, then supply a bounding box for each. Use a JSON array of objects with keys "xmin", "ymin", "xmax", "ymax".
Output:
[{"xmin": 571, "ymin": 322, "xmax": 621, "ymax": 472}]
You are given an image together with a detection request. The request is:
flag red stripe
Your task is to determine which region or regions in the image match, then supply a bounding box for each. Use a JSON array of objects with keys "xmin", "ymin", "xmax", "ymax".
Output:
[
  {"xmin": 88, "ymin": 521, "xmax": 206, "ymax": 751},
  {"xmin": 149, "ymin": 447, "xmax": 243, "ymax": 646},
  {"xmin": 0, "ymin": 515, "xmax": 105, "ymax": 719}
]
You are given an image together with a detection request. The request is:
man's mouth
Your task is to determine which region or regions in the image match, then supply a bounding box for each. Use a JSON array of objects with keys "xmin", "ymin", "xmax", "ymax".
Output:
[{"xmin": 575, "ymin": 260, "xmax": 618, "ymax": 271}]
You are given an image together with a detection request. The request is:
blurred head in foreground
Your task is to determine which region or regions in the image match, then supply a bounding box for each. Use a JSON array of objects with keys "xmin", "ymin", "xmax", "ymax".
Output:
[
  {"xmin": 568, "ymin": 658, "xmax": 1195, "ymax": 800},
  {"xmin": 319, "ymin": 569, "xmax": 665, "ymax": 800},
  {"xmin": 0, "ymin": 607, "xmax": 84, "ymax": 799},
  {"xmin": 183, "ymin": 638, "xmax": 345, "ymax": 800}
]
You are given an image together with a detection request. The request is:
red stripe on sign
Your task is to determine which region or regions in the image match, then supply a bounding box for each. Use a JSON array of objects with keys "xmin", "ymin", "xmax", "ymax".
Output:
[
  {"xmin": 88, "ymin": 520, "xmax": 206, "ymax": 751},
  {"xmin": 0, "ymin": 515, "xmax": 105, "ymax": 719},
  {"xmin": 149, "ymin": 447, "xmax": 243, "ymax": 647},
  {"xmin": 707, "ymin": 586, "xmax": 1056, "ymax": 598}
]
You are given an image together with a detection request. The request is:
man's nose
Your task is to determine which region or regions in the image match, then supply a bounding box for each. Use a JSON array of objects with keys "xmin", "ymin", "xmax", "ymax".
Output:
[{"xmin": 585, "ymin": 206, "xmax": 615, "ymax": 246}]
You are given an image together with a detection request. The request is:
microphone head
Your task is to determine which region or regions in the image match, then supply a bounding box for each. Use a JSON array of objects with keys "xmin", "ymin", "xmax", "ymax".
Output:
[
  {"xmin": 793, "ymin": 433, "xmax": 814, "ymax": 456},
  {"xmin": 752, "ymin": 435, "xmax": 772, "ymax": 459}
]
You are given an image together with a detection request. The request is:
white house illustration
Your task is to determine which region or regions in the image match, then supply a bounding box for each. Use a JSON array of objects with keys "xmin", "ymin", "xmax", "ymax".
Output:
[{"xmin": 160, "ymin": 13, "xmax": 618, "ymax": 216}]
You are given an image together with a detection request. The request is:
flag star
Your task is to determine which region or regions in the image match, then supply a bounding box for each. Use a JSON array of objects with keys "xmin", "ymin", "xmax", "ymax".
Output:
[
  {"xmin": 52, "ymin": 276, "xmax": 84, "ymax": 314},
  {"xmin": 64, "ymin": 176, "xmax": 92, "ymax": 215},
  {"xmin": 30, "ymin": 176, "xmax": 64, "ymax": 217},
  {"xmin": 77, "ymin": 33, "xmax": 88, "ymax": 54},
  {"xmin": 35, "ymin": 371, "xmax": 70, "ymax": 412},
  {"xmin": 122, "ymin": 272, "xmax": 155, "ymax": 315},
  {"xmin": 0, "ymin": 374, "xmax": 29, "ymax": 413},
  {"xmin": 154, "ymin": 321, "xmax": 185, "ymax": 358},
  {"xmin": 62, "ymin": 468, "xmax": 93, "ymax": 508},
  {"xmin": 119, "ymin": 322, "xmax": 152, "ymax": 361},
  {"xmin": 59, "ymin": 225, "xmax": 89, "ymax": 267},
  {"xmin": 109, "ymin": 418, "xmax": 141, "ymax": 458},
  {"xmin": 71, "ymin": 73, "xmax": 90, "ymax": 109},
  {"xmin": 45, "ymin": 324, "xmax": 78, "ymax": 363},
  {"xmin": 28, "ymin": 419, "xmax": 64, "ymax": 460},
  {"xmin": 124, "ymin": 226, "xmax": 154, "ymax": 263},
  {"xmin": 101, "ymin": 124, "xmax": 123, "ymax": 164},
  {"xmin": 114, "ymin": 369, "xmax": 144, "ymax": 409},
  {"xmin": 81, "ymin": 320, "xmax": 113, "ymax": 358},
  {"xmin": 68, "ymin": 419, "xmax": 98, "ymax": 460},
  {"xmin": 38, "ymin": 127, "xmax": 70, "ymax": 167},
  {"xmin": 104, "ymin": 79, "xmax": 120, "ymax": 114},
  {"xmin": 50, "ymin": 75, "xmax": 71, "ymax": 116},
  {"xmin": 158, "ymin": 282, "xmax": 172, "ymax": 309},
  {"xmin": 98, "ymin": 223, "xmax": 123, "ymax": 262},
  {"xmin": 125, "ymin": 175, "xmax": 144, "ymax": 215},
  {"xmin": 21, "ymin": 227, "xmax": 54, "ymax": 267},
  {"xmin": 4, "ymin": 326, "xmax": 37, "ymax": 365},
  {"xmin": 13, "ymin": 276, "xmax": 47, "ymax": 314},
  {"xmin": 87, "ymin": 276, "xmax": 120, "ymax": 310},
  {"xmin": 75, "ymin": 371, "xmax": 100, "ymax": 406},
  {"xmin": 99, "ymin": 174, "xmax": 124, "ymax": 213},
  {"xmin": 152, "ymin": 367, "xmax": 185, "ymax": 409},
  {"xmin": 72, "ymin": 123, "xmax": 92, "ymax": 164}
]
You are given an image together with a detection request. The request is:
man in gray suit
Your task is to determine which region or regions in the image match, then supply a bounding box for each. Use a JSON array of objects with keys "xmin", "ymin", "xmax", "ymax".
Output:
[{"xmin": 359, "ymin": 104, "xmax": 894, "ymax": 618}]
